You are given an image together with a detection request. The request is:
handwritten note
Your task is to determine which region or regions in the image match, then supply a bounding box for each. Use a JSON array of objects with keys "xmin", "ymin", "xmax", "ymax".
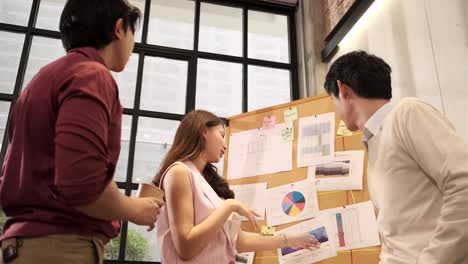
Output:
[
  {"xmin": 336, "ymin": 120, "xmax": 352, "ymax": 136},
  {"xmin": 263, "ymin": 115, "xmax": 276, "ymax": 129},
  {"xmin": 280, "ymin": 123, "xmax": 294, "ymax": 141},
  {"xmin": 284, "ymin": 107, "xmax": 298, "ymax": 122},
  {"xmin": 260, "ymin": 226, "xmax": 276, "ymax": 236}
]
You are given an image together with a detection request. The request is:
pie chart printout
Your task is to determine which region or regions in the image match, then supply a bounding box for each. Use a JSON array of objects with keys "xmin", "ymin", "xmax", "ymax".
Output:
[{"xmin": 282, "ymin": 191, "xmax": 306, "ymax": 216}]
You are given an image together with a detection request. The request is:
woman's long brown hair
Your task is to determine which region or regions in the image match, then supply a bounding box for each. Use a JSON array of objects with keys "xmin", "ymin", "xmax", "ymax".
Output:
[{"xmin": 152, "ymin": 110, "xmax": 234, "ymax": 199}]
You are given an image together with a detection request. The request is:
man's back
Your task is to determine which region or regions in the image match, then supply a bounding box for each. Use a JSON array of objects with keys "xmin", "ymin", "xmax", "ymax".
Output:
[
  {"xmin": 367, "ymin": 98, "xmax": 468, "ymax": 264},
  {"xmin": 0, "ymin": 47, "xmax": 122, "ymax": 242}
]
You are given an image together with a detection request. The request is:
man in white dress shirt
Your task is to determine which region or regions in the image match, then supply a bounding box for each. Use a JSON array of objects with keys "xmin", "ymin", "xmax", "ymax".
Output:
[{"xmin": 323, "ymin": 50, "xmax": 468, "ymax": 264}]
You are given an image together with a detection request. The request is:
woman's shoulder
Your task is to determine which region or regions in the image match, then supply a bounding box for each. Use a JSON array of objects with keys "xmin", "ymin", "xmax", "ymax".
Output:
[
  {"xmin": 166, "ymin": 161, "xmax": 190, "ymax": 177},
  {"xmin": 162, "ymin": 162, "xmax": 193, "ymax": 193}
]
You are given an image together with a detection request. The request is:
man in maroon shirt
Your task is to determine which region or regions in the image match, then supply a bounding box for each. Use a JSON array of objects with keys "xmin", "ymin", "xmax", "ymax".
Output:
[{"xmin": 0, "ymin": 0, "xmax": 163, "ymax": 263}]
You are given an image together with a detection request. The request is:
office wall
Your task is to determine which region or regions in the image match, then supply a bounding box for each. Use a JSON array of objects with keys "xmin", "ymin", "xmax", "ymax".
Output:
[
  {"xmin": 300, "ymin": 0, "xmax": 468, "ymax": 141},
  {"xmin": 296, "ymin": 0, "xmax": 327, "ymax": 97}
]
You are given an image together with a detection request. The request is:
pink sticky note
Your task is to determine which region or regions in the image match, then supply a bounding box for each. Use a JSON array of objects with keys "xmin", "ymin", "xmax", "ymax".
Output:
[{"xmin": 263, "ymin": 115, "xmax": 276, "ymax": 129}]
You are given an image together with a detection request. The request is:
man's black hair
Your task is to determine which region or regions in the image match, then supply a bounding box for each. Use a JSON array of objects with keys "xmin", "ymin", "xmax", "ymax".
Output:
[
  {"xmin": 60, "ymin": 0, "xmax": 141, "ymax": 51},
  {"xmin": 324, "ymin": 50, "xmax": 392, "ymax": 99}
]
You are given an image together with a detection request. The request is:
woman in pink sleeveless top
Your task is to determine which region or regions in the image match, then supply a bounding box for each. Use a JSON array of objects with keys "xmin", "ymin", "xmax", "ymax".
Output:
[{"xmin": 153, "ymin": 110, "xmax": 320, "ymax": 263}]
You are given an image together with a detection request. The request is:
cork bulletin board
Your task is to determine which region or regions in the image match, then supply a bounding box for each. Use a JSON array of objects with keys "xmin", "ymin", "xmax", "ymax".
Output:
[{"xmin": 223, "ymin": 94, "xmax": 380, "ymax": 264}]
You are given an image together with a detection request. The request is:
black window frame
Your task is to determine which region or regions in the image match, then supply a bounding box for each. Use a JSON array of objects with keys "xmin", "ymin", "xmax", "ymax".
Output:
[{"xmin": 0, "ymin": 0, "xmax": 298, "ymax": 263}]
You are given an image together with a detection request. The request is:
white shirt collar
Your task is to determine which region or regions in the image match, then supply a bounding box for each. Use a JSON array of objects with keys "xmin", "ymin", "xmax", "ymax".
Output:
[{"xmin": 363, "ymin": 102, "xmax": 394, "ymax": 141}]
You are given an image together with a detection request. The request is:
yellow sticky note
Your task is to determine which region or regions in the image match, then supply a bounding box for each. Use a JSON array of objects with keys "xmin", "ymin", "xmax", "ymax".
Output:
[
  {"xmin": 337, "ymin": 120, "xmax": 352, "ymax": 136},
  {"xmin": 260, "ymin": 226, "xmax": 276, "ymax": 236},
  {"xmin": 284, "ymin": 107, "xmax": 298, "ymax": 122}
]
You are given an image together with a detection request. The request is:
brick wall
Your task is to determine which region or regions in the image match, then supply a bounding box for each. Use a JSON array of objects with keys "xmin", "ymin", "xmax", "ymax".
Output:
[{"xmin": 324, "ymin": 0, "xmax": 356, "ymax": 37}]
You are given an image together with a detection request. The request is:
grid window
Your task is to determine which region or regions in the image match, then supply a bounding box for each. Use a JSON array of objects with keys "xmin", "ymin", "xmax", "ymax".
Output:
[
  {"xmin": 23, "ymin": 37, "xmax": 65, "ymax": 89},
  {"xmin": 148, "ymin": 0, "xmax": 195, "ymax": 49},
  {"xmin": 133, "ymin": 117, "xmax": 179, "ymax": 184},
  {"xmin": 199, "ymin": 3, "xmax": 242, "ymax": 56},
  {"xmin": 0, "ymin": 101, "xmax": 11, "ymax": 234},
  {"xmin": 112, "ymin": 54, "xmax": 139, "ymax": 109},
  {"xmin": 215, "ymin": 158, "xmax": 225, "ymax": 177},
  {"xmin": 103, "ymin": 188, "xmax": 126, "ymax": 261},
  {"xmin": 195, "ymin": 59, "xmax": 242, "ymax": 118},
  {"xmin": 104, "ymin": 232, "xmax": 122, "ymax": 261},
  {"xmin": 0, "ymin": 208, "xmax": 6, "ymax": 235},
  {"xmin": 36, "ymin": 0, "xmax": 66, "ymax": 31},
  {"xmin": 125, "ymin": 191, "xmax": 162, "ymax": 261},
  {"xmin": 0, "ymin": 1, "xmax": 298, "ymax": 263},
  {"xmin": 115, "ymin": 115, "xmax": 133, "ymax": 183},
  {"xmin": 0, "ymin": 102, "xmax": 11, "ymax": 151},
  {"xmin": 140, "ymin": 57, "xmax": 188, "ymax": 114},
  {"xmin": 0, "ymin": 0, "xmax": 32, "ymax": 26},
  {"xmin": 129, "ymin": 0, "xmax": 145, "ymax": 43},
  {"xmin": 248, "ymin": 65, "xmax": 291, "ymax": 111},
  {"xmin": 248, "ymin": 10, "xmax": 289, "ymax": 63},
  {"xmin": 0, "ymin": 31, "xmax": 25, "ymax": 94}
]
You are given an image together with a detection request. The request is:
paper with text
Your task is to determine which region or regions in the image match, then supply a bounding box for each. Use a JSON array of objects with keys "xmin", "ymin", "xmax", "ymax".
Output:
[
  {"xmin": 230, "ymin": 182, "xmax": 267, "ymax": 221},
  {"xmin": 297, "ymin": 113, "xmax": 335, "ymax": 168},
  {"xmin": 320, "ymin": 201, "xmax": 380, "ymax": 251},
  {"xmin": 308, "ymin": 150, "xmax": 365, "ymax": 191},
  {"xmin": 276, "ymin": 215, "xmax": 337, "ymax": 264},
  {"xmin": 227, "ymin": 124, "xmax": 293, "ymax": 180},
  {"xmin": 266, "ymin": 180, "xmax": 319, "ymax": 226}
]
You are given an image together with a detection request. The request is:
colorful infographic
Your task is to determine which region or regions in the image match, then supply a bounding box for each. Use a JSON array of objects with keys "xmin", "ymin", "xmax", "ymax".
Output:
[
  {"xmin": 282, "ymin": 191, "xmax": 306, "ymax": 216},
  {"xmin": 266, "ymin": 180, "xmax": 319, "ymax": 226}
]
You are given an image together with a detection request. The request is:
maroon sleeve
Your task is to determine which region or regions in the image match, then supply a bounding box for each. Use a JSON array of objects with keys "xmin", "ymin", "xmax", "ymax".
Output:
[{"xmin": 54, "ymin": 64, "xmax": 118, "ymax": 206}]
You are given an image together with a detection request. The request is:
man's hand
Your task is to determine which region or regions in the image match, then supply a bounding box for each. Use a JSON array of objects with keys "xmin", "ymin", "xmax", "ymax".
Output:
[{"xmin": 128, "ymin": 197, "xmax": 164, "ymax": 231}]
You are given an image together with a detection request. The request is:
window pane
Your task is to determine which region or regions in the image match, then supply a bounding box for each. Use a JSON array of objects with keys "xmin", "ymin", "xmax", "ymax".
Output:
[
  {"xmin": 129, "ymin": 0, "xmax": 144, "ymax": 43},
  {"xmin": 215, "ymin": 159, "xmax": 224, "ymax": 177},
  {"xmin": 112, "ymin": 54, "xmax": 138, "ymax": 109},
  {"xmin": 36, "ymin": 0, "xmax": 66, "ymax": 31},
  {"xmin": 24, "ymin": 37, "xmax": 65, "ymax": 89},
  {"xmin": 133, "ymin": 117, "xmax": 179, "ymax": 183},
  {"xmin": 0, "ymin": 101, "xmax": 10, "ymax": 234},
  {"xmin": 148, "ymin": 0, "xmax": 195, "ymax": 49},
  {"xmin": 0, "ymin": 208, "xmax": 6, "ymax": 235},
  {"xmin": 0, "ymin": 0, "xmax": 32, "ymax": 26},
  {"xmin": 215, "ymin": 136, "xmax": 227, "ymax": 176},
  {"xmin": 140, "ymin": 57, "xmax": 187, "ymax": 114},
  {"xmin": 115, "ymin": 115, "xmax": 132, "ymax": 183},
  {"xmin": 0, "ymin": 101, "xmax": 11, "ymax": 150},
  {"xmin": 195, "ymin": 59, "xmax": 242, "ymax": 118},
  {"xmin": 199, "ymin": 3, "xmax": 242, "ymax": 56},
  {"xmin": 125, "ymin": 191, "xmax": 161, "ymax": 261},
  {"xmin": 248, "ymin": 66, "xmax": 290, "ymax": 111},
  {"xmin": 248, "ymin": 11, "xmax": 289, "ymax": 63},
  {"xmin": 104, "ymin": 232, "xmax": 121, "ymax": 260},
  {"xmin": 0, "ymin": 31, "xmax": 25, "ymax": 94},
  {"xmin": 103, "ymin": 189, "xmax": 125, "ymax": 261}
]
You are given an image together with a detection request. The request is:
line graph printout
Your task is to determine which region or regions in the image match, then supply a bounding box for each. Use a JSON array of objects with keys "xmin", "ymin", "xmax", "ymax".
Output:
[
  {"xmin": 297, "ymin": 113, "xmax": 335, "ymax": 168},
  {"xmin": 227, "ymin": 123, "xmax": 292, "ymax": 180}
]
